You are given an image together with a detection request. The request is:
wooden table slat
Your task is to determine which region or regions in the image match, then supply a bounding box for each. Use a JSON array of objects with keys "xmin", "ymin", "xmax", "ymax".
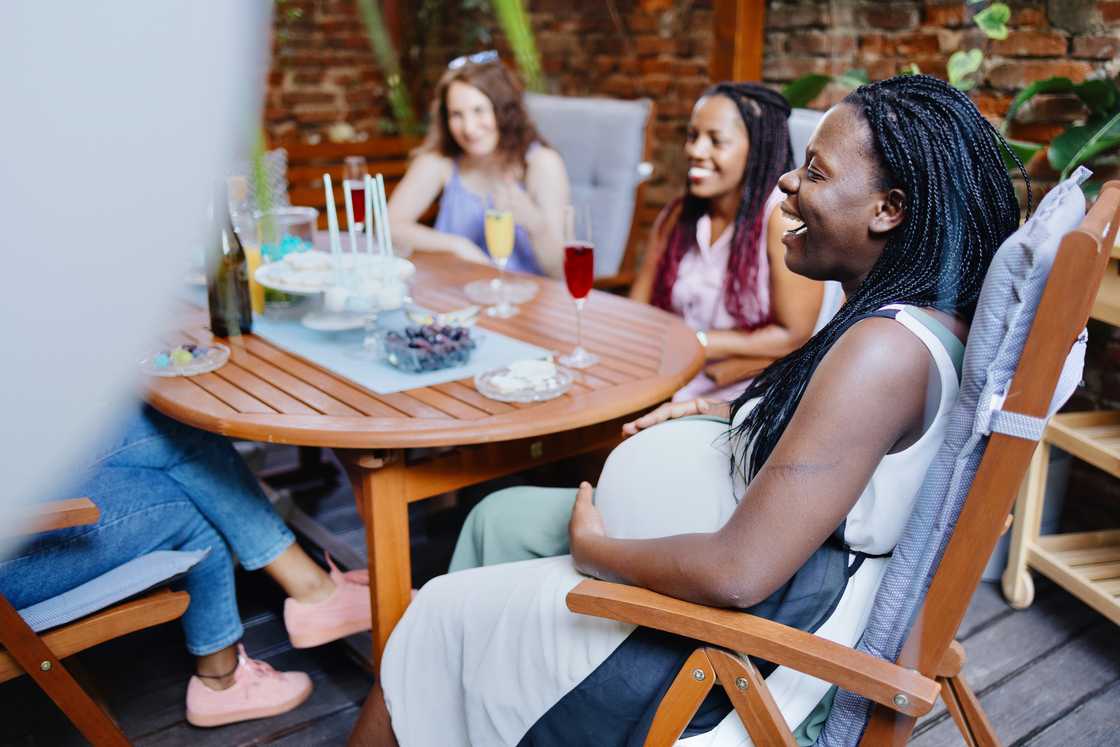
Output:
[
  {"xmin": 188, "ymin": 372, "xmax": 277, "ymax": 414},
  {"xmin": 431, "ymin": 382, "xmax": 516, "ymax": 416},
  {"xmin": 212, "ymin": 363, "xmax": 319, "ymax": 415},
  {"xmin": 237, "ymin": 337, "xmax": 405, "ymax": 418},
  {"xmin": 146, "ymin": 375, "xmax": 241, "ymax": 419},
  {"xmin": 402, "ymin": 387, "xmax": 491, "ymax": 421}
]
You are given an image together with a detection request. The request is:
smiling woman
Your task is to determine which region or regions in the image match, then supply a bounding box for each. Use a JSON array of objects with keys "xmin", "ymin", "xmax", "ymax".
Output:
[
  {"xmin": 349, "ymin": 75, "xmax": 1029, "ymax": 747},
  {"xmin": 630, "ymin": 82, "xmax": 826, "ymax": 402},
  {"xmin": 386, "ymin": 56, "xmax": 571, "ymax": 278}
]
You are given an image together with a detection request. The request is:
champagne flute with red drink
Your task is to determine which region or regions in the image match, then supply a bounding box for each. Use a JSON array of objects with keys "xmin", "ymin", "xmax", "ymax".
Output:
[
  {"xmin": 559, "ymin": 204, "xmax": 599, "ymax": 369},
  {"xmin": 343, "ymin": 156, "xmax": 367, "ymax": 231}
]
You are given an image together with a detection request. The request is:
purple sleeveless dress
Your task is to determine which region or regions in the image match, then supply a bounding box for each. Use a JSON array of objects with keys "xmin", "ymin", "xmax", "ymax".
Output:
[{"xmin": 433, "ymin": 156, "xmax": 544, "ymax": 276}]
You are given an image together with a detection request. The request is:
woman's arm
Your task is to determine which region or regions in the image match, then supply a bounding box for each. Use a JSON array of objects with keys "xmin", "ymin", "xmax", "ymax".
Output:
[
  {"xmin": 629, "ymin": 201, "xmax": 680, "ymax": 304},
  {"xmin": 513, "ymin": 146, "xmax": 571, "ymax": 279},
  {"xmin": 621, "ymin": 397, "xmax": 731, "ymax": 437},
  {"xmin": 703, "ymin": 206, "xmax": 825, "ymax": 360},
  {"xmin": 387, "ymin": 152, "xmax": 489, "ymax": 263},
  {"xmin": 570, "ymin": 316, "xmax": 933, "ymax": 608}
]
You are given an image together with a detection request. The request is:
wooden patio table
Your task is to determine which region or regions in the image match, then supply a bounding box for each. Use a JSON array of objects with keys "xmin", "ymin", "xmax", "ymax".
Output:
[{"xmin": 146, "ymin": 252, "xmax": 703, "ymax": 667}]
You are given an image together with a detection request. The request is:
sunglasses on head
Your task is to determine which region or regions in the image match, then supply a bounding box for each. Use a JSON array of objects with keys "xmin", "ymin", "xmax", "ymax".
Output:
[{"xmin": 447, "ymin": 50, "xmax": 499, "ymax": 70}]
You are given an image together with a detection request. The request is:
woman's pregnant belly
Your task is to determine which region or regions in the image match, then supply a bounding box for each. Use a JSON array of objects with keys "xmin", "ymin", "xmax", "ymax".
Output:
[{"xmin": 594, "ymin": 417, "xmax": 741, "ymax": 540}]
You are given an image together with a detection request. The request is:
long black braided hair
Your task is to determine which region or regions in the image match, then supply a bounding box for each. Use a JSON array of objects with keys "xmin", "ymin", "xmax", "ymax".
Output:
[
  {"xmin": 651, "ymin": 82, "xmax": 793, "ymax": 329},
  {"xmin": 728, "ymin": 74, "xmax": 1031, "ymax": 481}
]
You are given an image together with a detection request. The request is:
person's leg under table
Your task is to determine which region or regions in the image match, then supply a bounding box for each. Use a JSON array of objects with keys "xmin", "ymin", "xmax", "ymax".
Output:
[{"xmin": 100, "ymin": 405, "xmax": 296, "ymax": 571}]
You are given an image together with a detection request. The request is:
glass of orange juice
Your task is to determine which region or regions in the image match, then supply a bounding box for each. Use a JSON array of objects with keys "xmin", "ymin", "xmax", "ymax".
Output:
[
  {"xmin": 484, "ymin": 208, "xmax": 516, "ymax": 318},
  {"xmin": 243, "ymin": 241, "xmax": 265, "ymax": 314}
]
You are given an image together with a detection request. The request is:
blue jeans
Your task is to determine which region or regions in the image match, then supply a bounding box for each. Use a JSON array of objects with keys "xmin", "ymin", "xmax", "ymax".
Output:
[{"xmin": 0, "ymin": 406, "xmax": 295, "ymax": 656}]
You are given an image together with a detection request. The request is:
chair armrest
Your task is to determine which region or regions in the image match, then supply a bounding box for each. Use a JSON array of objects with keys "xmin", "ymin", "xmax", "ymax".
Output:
[
  {"xmin": 10, "ymin": 498, "xmax": 99, "ymax": 536},
  {"xmin": 566, "ymin": 579, "xmax": 940, "ymax": 718}
]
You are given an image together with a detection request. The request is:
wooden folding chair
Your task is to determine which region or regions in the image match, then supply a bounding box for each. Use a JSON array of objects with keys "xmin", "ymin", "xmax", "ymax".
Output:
[
  {"xmin": 278, "ymin": 136, "xmax": 425, "ymax": 231},
  {"xmin": 0, "ymin": 498, "xmax": 191, "ymax": 746},
  {"xmin": 567, "ymin": 180, "xmax": 1120, "ymax": 746}
]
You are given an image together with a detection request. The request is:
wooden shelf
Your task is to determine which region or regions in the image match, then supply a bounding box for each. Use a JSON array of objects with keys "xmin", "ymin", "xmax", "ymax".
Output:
[
  {"xmin": 1045, "ymin": 411, "xmax": 1120, "ymax": 479},
  {"xmin": 1029, "ymin": 529, "xmax": 1120, "ymax": 626},
  {"xmin": 1004, "ymin": 202, "xmax": 1120, "ymax": 630},
  {"xmin": 1091, "ymin": 259, "xmax": 1120, "ymax": 326}
]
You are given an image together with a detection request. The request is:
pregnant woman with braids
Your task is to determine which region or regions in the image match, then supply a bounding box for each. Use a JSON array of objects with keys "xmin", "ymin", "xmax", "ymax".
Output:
[{"xmin": 350, "ymin": 75, "xmax": 1031, "ymax": 747}]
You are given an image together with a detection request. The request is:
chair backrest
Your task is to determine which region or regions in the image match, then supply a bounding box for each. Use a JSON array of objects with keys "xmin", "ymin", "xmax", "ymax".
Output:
[
  {"xmin": 821, "ymin": 177, "xmax": 1120, "ymax": 745},
  {"xmin": 813, "ymin": 280, "xmax": 844, "ymax": 335},
  {"xmin": 789, "ymin": 107, "xmax": 823, "ymax": 168},
  {"xmin": 524, "ymin": 93, "xmax": 653, "ymax": 278},
  {"xmin": 277, "ymin": 136, "xmax": 424, "ymax": 230}
]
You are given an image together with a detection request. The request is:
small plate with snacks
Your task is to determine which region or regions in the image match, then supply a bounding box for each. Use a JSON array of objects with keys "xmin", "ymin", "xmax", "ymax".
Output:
[
  {"xmin": 474, "ymin": 359, "xmax": 572, "ymax": 403},
  {"xmin": 140, "ymin": 343, "xmax": 229, "ymax": 377}
]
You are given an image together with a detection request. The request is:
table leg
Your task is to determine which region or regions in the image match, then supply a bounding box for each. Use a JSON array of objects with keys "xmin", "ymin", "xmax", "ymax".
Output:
[{"xmin": 344, "ymin": 449, "xmax": 411, "ymax": 670}]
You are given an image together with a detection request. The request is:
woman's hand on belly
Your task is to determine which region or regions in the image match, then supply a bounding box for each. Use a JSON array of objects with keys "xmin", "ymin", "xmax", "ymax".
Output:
[
  {"xmin": 621, "ymin": 398, "xmax": 729, "ymax": 437},
  {"xmin": 569, "ymin": 482, "xmax": 606, "ymax": 576}
]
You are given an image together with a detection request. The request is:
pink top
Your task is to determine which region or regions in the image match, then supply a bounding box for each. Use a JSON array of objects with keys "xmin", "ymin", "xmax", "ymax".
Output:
[{"xmin": 669, "ymin": 185, "xmax": 784, "ymax": 333}]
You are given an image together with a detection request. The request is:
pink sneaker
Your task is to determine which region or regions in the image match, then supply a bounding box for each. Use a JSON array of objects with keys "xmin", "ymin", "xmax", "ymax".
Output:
[
  {"xmin": 185, "ymin": 645, "xmax": 312, "ymax": 728},
  {"xmin": 284, "ymin": 555, "xmax": 372, "ymax": 648}
]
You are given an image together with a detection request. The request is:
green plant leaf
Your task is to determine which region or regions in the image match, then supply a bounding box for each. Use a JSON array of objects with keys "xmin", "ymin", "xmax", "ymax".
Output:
[
  {"xmin": 1048, "ymin": 113, "xmax": 1120, "ymax": 177},
  {"xmin": 781, "ymin": 74, "xmax": 831, "ymax": 108},
  {"xmin": 999, "ymin": 137, "xmax": 1044, "ymax": 172},
  {"xmin": 900, "ymin": 62, "xmax": 921, "ymax": 76},
  {"xmin": 491, "ymin": 0, "xmax": 545, "ymax": 92},
  {"xmin": 974, "ymin": 2, "xmax": 1010, "ymax": 40},
  {"xmin": 1003, "ymin": 77, "xmax": 1076, "ymax": 133},
  {"xmin": 1082, "ymin": 180, "xmax": 1103, "ymax": 200},
  {"xmin": 836, "ymin": 68, "xmax": 869, "ymax": 89},
  {"xmin": 1072, "ymin": 79, "xmax": 1119, "ymax": 117},
  {"xmin": 948, "ymin": 49, "xmax": 984, "ymax": 91}
]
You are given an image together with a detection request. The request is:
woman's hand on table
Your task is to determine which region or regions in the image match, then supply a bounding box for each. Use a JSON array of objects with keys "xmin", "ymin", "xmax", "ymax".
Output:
[
  {"xmin": 621, "ymin": 398, "xmax": 729, "ymax": 437},
  {"xmin": 569, "ymin": 482, "xmax": 606, "ymax": 576},
  {"xmin": 452, "ymin": 236, "xmax": 491, "ymax": 264}
]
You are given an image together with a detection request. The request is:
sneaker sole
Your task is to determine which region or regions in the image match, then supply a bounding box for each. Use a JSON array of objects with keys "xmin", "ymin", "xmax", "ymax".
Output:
[
  {"xmin": 186, "ymin": 682, "xmax": 313, "ymax": 728},
  {"xmin": 288, "ymin": 618, "xmax": 372, "ymax": 649}
]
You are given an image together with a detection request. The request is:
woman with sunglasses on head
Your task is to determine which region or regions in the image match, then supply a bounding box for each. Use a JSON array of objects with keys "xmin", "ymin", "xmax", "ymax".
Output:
[
  {"xmin": 350, "ymin": 74, "xmax": 1030, "ymax": 746},
  {"xmin": 632, "ymin": 82, "xmax": 826, "ymax": 402},
  {"xmin": 388, "ymin": 52, "xmax": 570, "ymax": 278}
]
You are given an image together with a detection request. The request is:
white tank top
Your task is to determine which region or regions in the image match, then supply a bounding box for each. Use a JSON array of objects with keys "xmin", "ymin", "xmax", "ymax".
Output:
[{"xmin": 592, "ymin": 305, "xmax": 963, "ymax": 741}]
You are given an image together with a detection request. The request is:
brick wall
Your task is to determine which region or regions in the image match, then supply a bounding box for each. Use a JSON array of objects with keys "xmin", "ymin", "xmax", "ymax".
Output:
[
  {"xmin": 266, "ymin": 0, "xmax": 716, "ymax": 213},
  {"xmin": 266, "ymin": 0, "xmax": 1120, "ymax": 210},
  {"xmin": 763, "ymin": 1, "xmax": 1120, "ymax": 149}
]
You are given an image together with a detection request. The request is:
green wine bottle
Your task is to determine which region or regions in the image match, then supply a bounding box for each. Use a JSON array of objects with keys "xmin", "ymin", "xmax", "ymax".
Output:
[{"xmin": 206, "ymin": 207, "xmax": 253, "ymax": 338}]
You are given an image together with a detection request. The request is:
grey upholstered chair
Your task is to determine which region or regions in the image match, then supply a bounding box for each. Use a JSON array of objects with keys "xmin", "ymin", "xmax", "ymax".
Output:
[{"xmin": 524, "ymin": 93, "xmax": 653, "ymax": 285}]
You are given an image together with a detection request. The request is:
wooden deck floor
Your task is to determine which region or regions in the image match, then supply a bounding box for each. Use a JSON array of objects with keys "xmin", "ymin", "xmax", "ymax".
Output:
[{"xmin": 3, "ymin": 447, "xmax": 1117, "ymax": 746}]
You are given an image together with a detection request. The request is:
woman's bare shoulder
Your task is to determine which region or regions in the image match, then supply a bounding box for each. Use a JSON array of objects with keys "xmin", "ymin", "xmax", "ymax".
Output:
[
  {"xmin": 526, "ymin": 144, "xmax": 566, "ymax": 173},
  {"xmin": 813, "ymin": 316, "xmax": 933, "ymax": 397},
  {"xmin": 408, "ymin": 151, "xmax": 453, "ymax": 179}
]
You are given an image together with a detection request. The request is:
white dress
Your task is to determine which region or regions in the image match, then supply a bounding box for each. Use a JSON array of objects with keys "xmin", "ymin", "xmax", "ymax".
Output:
[{"xmin": 381, "ymin": 307, "xmax": 961, "ymax": 746}]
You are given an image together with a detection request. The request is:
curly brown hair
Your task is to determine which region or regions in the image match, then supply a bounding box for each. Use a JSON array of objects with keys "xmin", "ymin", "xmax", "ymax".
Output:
[{"xmin": 419, "ymin": 60, "xmax": 545, "ymax": 170}]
